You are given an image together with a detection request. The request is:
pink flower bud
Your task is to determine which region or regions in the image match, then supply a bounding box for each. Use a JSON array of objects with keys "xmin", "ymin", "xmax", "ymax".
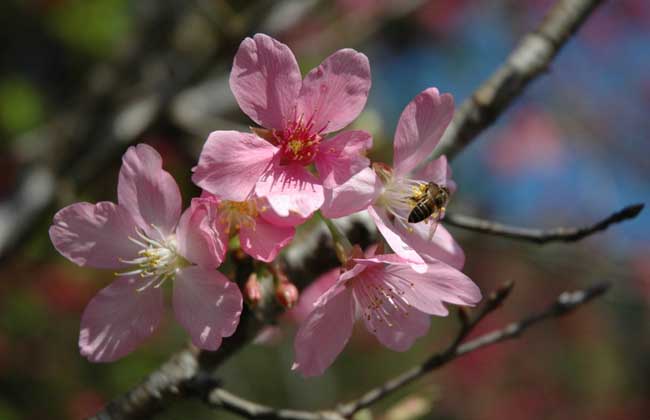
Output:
[
  {"xmin": 276, "ymin": 281, "xmax": 299, "ymax": 309},
  {"xmin": 244, "ymin": 274, "xmax": 262, "ymax": 307}
]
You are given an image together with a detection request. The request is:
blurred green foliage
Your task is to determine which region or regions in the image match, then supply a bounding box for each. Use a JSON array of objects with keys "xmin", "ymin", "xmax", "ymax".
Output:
[
  {"xmin": 0, "ymin": 77, "xmax": 44, "ymax": 137},
  {"xmin": 48, "ymin": 0, "xmax": 131, "ymax": 57}
]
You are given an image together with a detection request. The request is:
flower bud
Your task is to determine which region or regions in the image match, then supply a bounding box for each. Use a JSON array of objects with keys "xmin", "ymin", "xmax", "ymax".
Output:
[
  {"xmin": 276, "ymin": 281, "xmax": 299, "ymax": 309},
  {"xmin": 244, "ymin": 273, "xmax": 262, "ymax": 307}
]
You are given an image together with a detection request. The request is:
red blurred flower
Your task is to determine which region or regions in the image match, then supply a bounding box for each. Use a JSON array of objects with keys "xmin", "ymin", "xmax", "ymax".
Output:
[
  {"xmin": 67, "ymin": 390, "xmax": 105, "ymax": 420},
  {"xmin": 485, "ymin": 106, "xmax": 565, "ymax": 176}
]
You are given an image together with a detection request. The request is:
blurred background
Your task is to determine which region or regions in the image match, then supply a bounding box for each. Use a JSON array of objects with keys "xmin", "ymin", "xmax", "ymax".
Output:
[{"xmin": 0, "ymin": 0, "xmax": 649, "ymax": 419}]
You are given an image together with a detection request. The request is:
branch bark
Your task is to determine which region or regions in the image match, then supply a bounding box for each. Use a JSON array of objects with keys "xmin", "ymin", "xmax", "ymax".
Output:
[
  {"xmin": 443, "ymin": 203, "xmax": 644, "ymax": 244},
  {"xmin": 336, "ymin": 282, "xmax": 609, "ymax": 417},
  {"xmin": 180, "ymin": 282, "xmax": 608, "ymax": 419},
  {"xmin": 431, "ymin": 0, "xmax": 606, "ymax": 162},
  {"xmin": 204, "ymin": 387, "xmax": 344, "ymax": 420}
]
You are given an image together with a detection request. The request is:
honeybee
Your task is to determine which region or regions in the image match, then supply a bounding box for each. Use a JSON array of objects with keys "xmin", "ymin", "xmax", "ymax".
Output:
[{"xmin": 407, "ymin": 182, "xmax": 450, "ymax": 224}]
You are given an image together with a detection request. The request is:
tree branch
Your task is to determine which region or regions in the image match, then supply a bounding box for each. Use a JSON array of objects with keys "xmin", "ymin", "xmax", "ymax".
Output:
[
  {"xmin": 431, "ymin": 0, "xmax": 606, "ymax": 162},
  {"xmin": 443, "ymin": 203, "xmax": 644, "ymax": 244},
  {"xmin": 86, "ymin": 0, "xmax": 611, "ymax": 417},
  {"xmin": 202, "ymin": 386, "xmax": 344, "ymax": 420},
  {"xmin": 180, "ymin": 282, "xmax": 607, "ymax": 419},
  {"xmin": 336, "ymin": 282, "xmax": 610, "ymax": 417}
]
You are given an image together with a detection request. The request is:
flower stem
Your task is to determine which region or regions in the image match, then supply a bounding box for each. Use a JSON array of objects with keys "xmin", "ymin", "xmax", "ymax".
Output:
[{"xmin": 318, "ymin": 212, "xmax": 353, "ymax": 265}]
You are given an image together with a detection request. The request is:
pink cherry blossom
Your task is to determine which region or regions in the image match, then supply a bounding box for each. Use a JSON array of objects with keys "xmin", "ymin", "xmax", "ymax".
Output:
[
  {"xmin": 200, "ymin": 191, "xmax": 301, "ymax": 263},
  {"xmin": 292, "ymin": 251, "xmax": 481, "ymax": 377},
  {"xmin": 322, "ymin": 88, "xmax": 462, "ymax": 269},
  {"xmin": 192, "ymin": 33, "xmax": 372, "ymax": 218},
  {"xmin": 49, "ymin": 144, "xmax": 242, "ymax": 362}
]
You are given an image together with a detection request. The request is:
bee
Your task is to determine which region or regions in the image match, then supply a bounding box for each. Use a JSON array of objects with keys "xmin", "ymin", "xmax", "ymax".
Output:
[{"xmin": 407, "ymin": 182, "xmax": 450, "ymax": 224}]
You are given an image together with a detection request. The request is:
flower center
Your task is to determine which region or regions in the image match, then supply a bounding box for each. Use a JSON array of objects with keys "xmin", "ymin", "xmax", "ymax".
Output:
[
  {"xmin": 218, "ymin": 199, "xmax": 266, "ymax": 234},
  {"xmin": 372, "ymin": 163, "xmax": 449, "ymax": 236},
  {"xmin": 377, "ymin": 174, "xmax": 427, "ymax": 227},
  {"xmin": 275, "ymin": 117, "xmax": 322, "ymax": 165},
  {"xmin": 116, "ymin": 226, "xmax": 181, "ymax": 291},
  {"xmin": 352, "ymin": 267, "xmax": 412, "ymax": 332}
]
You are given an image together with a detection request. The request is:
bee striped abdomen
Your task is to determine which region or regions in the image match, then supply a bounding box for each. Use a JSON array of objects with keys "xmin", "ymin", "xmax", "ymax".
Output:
[{"xmin": 408, "ymin": 200, "xmax": 435, "ymax": 223}]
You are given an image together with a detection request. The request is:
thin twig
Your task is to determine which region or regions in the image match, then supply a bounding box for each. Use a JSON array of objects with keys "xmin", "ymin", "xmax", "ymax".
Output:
[
  {"xmin": 204, "ymin": 387, "xmax": 344, "ymax": 420},
  {"xmin": 336, "ymin": 282, "xmax": 609, "ymax": 417},
  {"xmin": 451, "ymin": 280, "xmax": 514, "ymax": 348},
  {"xmin": 444, "ymin": 204, "xmax": 644, "ymax": 244},
  {"xmin": 431, "ymin": 0, "xmax": 606, "ymax": 162},
  {"xmin": 186, "ymin": 282, "xmax": 607, "ymax": 419}
]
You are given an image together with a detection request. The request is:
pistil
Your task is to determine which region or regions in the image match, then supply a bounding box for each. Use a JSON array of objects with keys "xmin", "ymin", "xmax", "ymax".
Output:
[{"xmin": 274, "ymin": 116, "xmax": 323, "ymax": 165}]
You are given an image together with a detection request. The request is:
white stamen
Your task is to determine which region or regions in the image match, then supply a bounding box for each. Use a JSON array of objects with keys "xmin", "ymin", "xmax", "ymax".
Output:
[
  {"xmin": 378, "ymin": 176, "xmax": 426, "ymax": 226},
  {"xmin": 376, "ymin": 173, "xmax": 441, "ymax": 238},
  {"xmin": 115, "ymin": 226, "xmax": 180, "ymax": 292}
]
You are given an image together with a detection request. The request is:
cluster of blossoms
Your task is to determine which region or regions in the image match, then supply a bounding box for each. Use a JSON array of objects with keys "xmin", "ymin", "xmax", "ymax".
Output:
[{"xmin": 49, "ymin": 34, "xmax": 481, "ymax": 375}]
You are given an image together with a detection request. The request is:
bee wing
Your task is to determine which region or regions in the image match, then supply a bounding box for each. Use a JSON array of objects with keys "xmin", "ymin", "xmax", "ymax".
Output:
[
  {"xmin": 427, "ymin": 182, "xmax": 441, "ymax": 197},
  {"xmin": 424, "ymin": 209, "xmax": 444, "ymax": 241}
]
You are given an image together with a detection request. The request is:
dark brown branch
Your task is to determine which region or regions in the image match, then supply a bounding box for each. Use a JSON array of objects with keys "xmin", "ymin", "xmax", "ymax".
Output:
[
  {"xmin": 92, "ymin": 349, "xmax": 199, "ymax": 420},
  {"xmin": 181, "ymin": 282, "xmax": 606, "ymax": 419},
  {"xmin": 202, "ymin": 387, "xmax": 344, "ymax": 420},
  {"xmin": 431, "ymin": 0, "xmax": 606, "ymax": 162},
  {"xmin": 444, "ymin": 204, "xmax": 644, "ymax": 244},
  {"xmin": 451, "ymin": 280, "xmax": 514, "ymax": 348},
  {"xmin": 336, "ymin": 282, "xmax": 609, "ymax": 417}
]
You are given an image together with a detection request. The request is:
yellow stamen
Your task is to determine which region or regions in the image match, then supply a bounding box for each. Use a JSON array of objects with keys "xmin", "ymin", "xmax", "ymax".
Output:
[{"xmin": 288, "ymin": 140, "xmax": 303, "ymax": 155}]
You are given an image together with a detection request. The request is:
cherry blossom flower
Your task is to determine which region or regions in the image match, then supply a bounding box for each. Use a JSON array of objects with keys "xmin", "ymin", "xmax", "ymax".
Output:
[
  {"xmin": 192, "ymin": 33, "xmax": 372, "ymax": 218},
  {"xmin": 321, "ymin": 88, "xmax": 462, "ymax": 269},
  {"xmin": 292, "ymin": 250, "xmax": 481, "ymax": 377},
  {"xmin": 49, "ymin": 144, "xmax": 242, "ymax": 362},
  {"xmin": 200, "ymin": 191, "xmax": 302, "ymax": 263}
]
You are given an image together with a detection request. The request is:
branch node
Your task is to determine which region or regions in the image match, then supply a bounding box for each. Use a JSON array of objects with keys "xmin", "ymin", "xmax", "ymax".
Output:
[{"xmin": 489, "ymin": 280, "xmax": 515, "ymax": 307}]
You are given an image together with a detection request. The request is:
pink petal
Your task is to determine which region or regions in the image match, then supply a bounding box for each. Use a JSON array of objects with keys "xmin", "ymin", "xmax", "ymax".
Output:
[
  {"xmin": 79, "ymin": 276, "xmax": 164, "ymax": 362},
  {"xmin": 173, "ymin": 267, "xmax": 243, "ymax": 351},
  {"xmin": 382, "ymin": 259, "xmax": 482, "ymax": 316},
  {"xmin": 176, "ymin": 197, "xmax": 227, "ymax": 268},
  {"xmin": 374, "ymin": 309, "xmax": 431, "ymax": 352},
  {"xmin": 353, "ymin": 253, "xmax": 410, "ymax": 266},
  {"xmin": 192, "ymin": 131, "xmax": 277, "ymax": 202},
  {"xmin": 412, "ymin": 155, "xmax": 457, "ymax": 194},
  {"xmin": 315, "ymin": 130, "xmax": 372, "ymax": 188},
  {"xmin": 354, "ymin": 272, "xmax": 430, "ymax": 351},
  {"xmin": 230, "ymin": 33, "xmax": 302, "ymax": 130},
  {"xmin": 117, "ymin": 144, "xmax": 182, "ymax": 238},
  {"xmin": 296, "ymin": 49, "xmax": 371, "ymax": 134},
  {"xmin": 368, "ymin": 206, "xmax": 427, "ymax": 272},
  {"xmin": 257, "ymin": 197, "xmax": 308, "ymax": 228},
  {"xmin": 393, "ymin": 223, "xmax": 465, "ymax": 270},
  {"xmin": 255, "ymin": 162, "xmax": 324, "ymax": 218},
  {"xmin": 239, "ymin": 219, "xmax": 295, "ymax": 262},
  {"xmin": 338, "ymin": 262, "xmax": 369, "ymax": 284},
  {"xmin": 286, "ymin": 268, "xmax": 340, "ymax": 324},
  {"xmin": 292, "ymin": 285, "xmax": 355, "ymax": 377},
  {"xmin": 49, "ymin": 202, "xmax": 140, "ymax": 269},
  {"xmin": 321, "ymin": 167, "xmax": 381, "ymax": 218},
  {"xmin": 393, "ymin": 88, "xmax": 454, "ymax": 177}
]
